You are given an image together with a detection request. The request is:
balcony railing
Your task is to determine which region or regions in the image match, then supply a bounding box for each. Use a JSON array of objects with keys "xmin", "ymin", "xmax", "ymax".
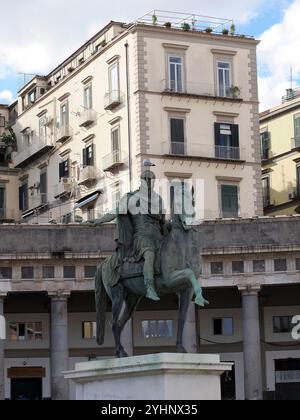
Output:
[
  {"xmin": 56, "ymin": 125, "xmax": 73, "ymax": 143},
  {"xmin": 103, "ymin": 150, "xmax": 127, "ymax": 172},
  {"xmin": 79, "ymin": 109, "xmax": 97, "ymax": 127},
  {"xmin": 79, "ymin": 165, "xmax": 98, "ymax": 184},
  {"xmin": 162, "ymin": 141, "xmax": 244, "ymax": 161},
  {"xmin": 161, "ymin": 80, "xmax": 242, "ymax": 100},
  {"xmin": 104, "ymin": 90, "xmax": 124, "ymax": 110},
  {"xmin": 14, "ymin": 135, "xmax": 55, "ymax": 168}
]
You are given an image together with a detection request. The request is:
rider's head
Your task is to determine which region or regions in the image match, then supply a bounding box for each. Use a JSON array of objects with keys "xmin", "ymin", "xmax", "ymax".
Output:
[{"xmin": 141, "ymin": 170, "xmax": 156, "ymax": 190}]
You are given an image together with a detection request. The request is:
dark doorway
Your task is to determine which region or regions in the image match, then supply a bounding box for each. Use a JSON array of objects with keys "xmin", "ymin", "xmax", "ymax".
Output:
[
  {"xmin": 221, "ymin": 363, "xmax": 236, "ymax": 400},
  {"xmin": 275, "ymin": 359, "xmax": 300, "ymax": 401},
  {"xmin": 11, "ymin": 378, "xmax": 42, "ymax": 401}
]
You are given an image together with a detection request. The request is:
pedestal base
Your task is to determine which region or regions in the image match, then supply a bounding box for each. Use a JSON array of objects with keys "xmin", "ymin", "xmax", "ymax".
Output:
[{"xmin": 64, "ymin": 353, "xmax": 232, "ymax": 401}]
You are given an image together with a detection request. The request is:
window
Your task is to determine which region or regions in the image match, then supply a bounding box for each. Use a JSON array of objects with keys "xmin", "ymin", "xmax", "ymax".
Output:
[
  {"xmin": 0, "ymin": 187, "xmax": 5, "ymax": 220},
  {"xmin": 0, "ymin": 267, "xmax": 12, "ymax": 279},
  {"xmin": 28, "ymin": 89, "xmax": 36, "ymax": 104},
  {"xmin": 85, "ymin": 266, "xmax": 96, "ymax": 278},
  {"xmin": 60, "ymin": 102, "xmax": 69, "ymax": 127},
  {"xmin": 273, "ymin": 316, "xmax": 293, "ymax": 333},
  {"xmin": 232, "ymin": 261, "xmax": 244, "ymax": 274},
  {"xmin": 82, "ymin": 321, "xmax": 96, "ymax": 339},
  {"xmin": 83, "ymin": 144, "xmax": 94, "ymax": 167},
  {"xmin": 111, "ymin": 126, "xmax": 120, "ymax": 163},
  {"xmin": 40, "ymin": 169, "xmax": 47, "ymax": 204},
  {"xmin": 296, "ymin": 259, "xmax": 300, "ymax": 271},
  {"xmin": 39, "ymin": 117, "xmax": 47, "ymax": 140},
  {"xmin": 253, "ymin": 260, "xmax": 265, "ymax": 273},
  {"xmin": 112, "ymin": 183, "xmax": 121, "ymax": 209},
  {"xmin": 0, "ymin": 116, "xmax": 5, "ymax": 127},
  {"xmin": 294, "ymin": 114, "xmax": 300, "ymax": 147},
  {"xmin": 21, "ymin": 267, "xmax": 34, "ymax": 279},
  {"xmin": 217, "ymin": 61, "xmax": 232, "ymax": 97},
  {"xmin": 211, "ymin": 262, "xmax": 224, "ymax": 275},
  {"xmin": 274, "ymin": 259, "xmax": 287, "ymax": 272},
  {"xmin": 108, "ymin": 62, "xmax": 120, "ymax": 102},
  {"xmin": 59, "ymin": 159, "xmax": 69, "ymax": 180},
  {"xmin": 262, "ymin": 177, "xmax": 270, "ymax": 208},
  {"xmin": 141, "ymin": 320, "xmax": 173, "ymax": 339},
  {"xmin": 42, "ymin": 266, "xmax": 54, "ymax": 279},
  {"xmin": 261, "ymin": 131, "xmax": 270, "ymax": 160},
  {"xmin": 170, "ymin": 181, "xmax": 187, "ymax": 216},
  {"xmin": 297, "ymin": 166, "xmax": 300, "ymax": 198},
  {"xmin": 19, "ymin": 183, "xmax": 28, "ymax": 211},
  {"xmin": 84, "ymin": 85, "xmax": 93, "ymax": 110},
  {"xmin": 221, "ymin": 185, "xmax": 239, "ymax": 218},
  {"xmin": 214, "ymin": 123, "xmax": 240, "ymax": 160},
  {"xmin": 170, "ymin": 118, "xmax": 185, "ymax": 155},
  {"xmin": 213, "ymin": 318, "xmax": 234, "ymax": 336},
  {"xmin": 64, "ymin": 266, "xmax": 76, "ymax": 279},
  {"xmin": 9, "ymin": 322, "xmax": 43, "ymax": 341},
  {"xmin": 168, "ymin": 55, "xmax": 183, "ymax": 93}
]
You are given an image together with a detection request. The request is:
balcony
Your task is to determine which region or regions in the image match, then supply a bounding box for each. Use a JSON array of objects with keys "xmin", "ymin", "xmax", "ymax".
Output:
[
  {"xmin": 54, "ymin": 178, "xmax": 74, "ymax": 199},
  {"xmin": 162, "ymin": 141, "xmax": 244, "ymax": 161},
  {"xmin": 14, "ymin": 135, "xmax": 55, "ymax": 169},
  {"xmin": 79, "ymin": 109, "xmax": 97, "ymax": 128},
  {"xmin": 104, "ymin": 90, "xmax": 124, "ymax": 111},
  {"xmin": 161, "ymin": 80, "xmax": 242, "ymax": 100},
  {"xmin": 103, "ymin": 150, "xmax": 127, "ymax": 172},
  {"xmin": 78, "ymin": 165, "xmax": 98, "ymax": 185},
  {"xmin": 56, "ymin": 125, "xmax": 72, "ymax": 143}
]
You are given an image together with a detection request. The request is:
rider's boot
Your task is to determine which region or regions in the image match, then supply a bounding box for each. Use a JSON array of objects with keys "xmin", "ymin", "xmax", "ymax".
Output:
[{"xmin": 145, "ymin": 278, "xmax": 160, "ymax": 301}]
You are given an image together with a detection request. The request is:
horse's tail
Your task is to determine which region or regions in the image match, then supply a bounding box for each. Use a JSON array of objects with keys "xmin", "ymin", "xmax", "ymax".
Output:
[{"xmin": 95, "ymin": 262, "xmax": 107, "ymax": 346}]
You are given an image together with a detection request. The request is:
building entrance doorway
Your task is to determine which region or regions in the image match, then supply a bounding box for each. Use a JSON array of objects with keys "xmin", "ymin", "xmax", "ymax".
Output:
[
  {"xmin": 275, "ymin": 359, "xmax": 300, "ymax": 400},
  {"xmin": 11, "ymin": 378, "xmax": 42, "ymax": 400}
]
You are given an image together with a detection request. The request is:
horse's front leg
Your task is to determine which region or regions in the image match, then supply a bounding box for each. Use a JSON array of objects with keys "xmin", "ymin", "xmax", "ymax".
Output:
[
  {"xmin": 111, "ymin": 284, "xmax": 128, "ymax": 358},
  {"xmin": 169, "ymin": 269, "xmax": 209, "ymax": 307},
  {"xmin": 176, "ymin": 288, "xmax": 194, "ymax": 353}
]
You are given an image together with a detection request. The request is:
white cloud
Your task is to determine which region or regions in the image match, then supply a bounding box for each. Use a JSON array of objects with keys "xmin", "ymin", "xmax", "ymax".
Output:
[
  {"xmin": 0, "ymin": 90, "xmax": 13, "ymax": 104},
  {"xmin": 258, "ymin": 0, "xmax": 300, "ymax": 110},
  {"xmin": 0, "ymin": 0, "xmax": 267, "ymax": 77}
]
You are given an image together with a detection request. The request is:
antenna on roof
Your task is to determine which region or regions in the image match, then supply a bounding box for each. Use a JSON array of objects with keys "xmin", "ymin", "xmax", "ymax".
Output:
[{"xmin": 290, "ymin": 66, "xmax": 293, "ymax": 90}]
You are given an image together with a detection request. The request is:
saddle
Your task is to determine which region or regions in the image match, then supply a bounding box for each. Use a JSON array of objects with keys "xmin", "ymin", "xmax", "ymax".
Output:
[{"xmin": 120, "ymin": 249, "xmax": 161, "ymax": 280}]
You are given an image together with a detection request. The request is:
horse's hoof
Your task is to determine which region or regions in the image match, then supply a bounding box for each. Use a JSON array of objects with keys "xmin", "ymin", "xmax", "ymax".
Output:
[
  {"xmin": 116, "ymin": 350, "xmax": 129, "ymax": 358},
  {"xmin": 195, "ymin": 294, "xmax": 209, "ymax": 307}
]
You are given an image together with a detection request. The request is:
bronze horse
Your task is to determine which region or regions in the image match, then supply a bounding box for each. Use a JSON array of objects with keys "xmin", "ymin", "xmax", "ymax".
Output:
[{"xmin": 95, "ymin": 210, "xmax": 208, "ymax": 358}]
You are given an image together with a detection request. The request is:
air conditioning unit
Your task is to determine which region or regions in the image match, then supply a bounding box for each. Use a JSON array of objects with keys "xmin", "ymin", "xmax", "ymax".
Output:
[{"xmin": 62, "ymin": 178, "xmax": 73, "ymax": 193}]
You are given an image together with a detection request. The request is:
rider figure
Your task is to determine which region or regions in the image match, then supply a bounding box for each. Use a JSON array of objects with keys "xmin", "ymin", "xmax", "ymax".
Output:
[{"xmin": 87, "ymin": 170, "xmax": 170, "ymax": 302}]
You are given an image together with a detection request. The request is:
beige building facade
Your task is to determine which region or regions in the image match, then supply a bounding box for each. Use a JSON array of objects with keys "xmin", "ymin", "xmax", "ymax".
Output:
[
  {"xmin": 260, "ymin": 89, "xmax": 300, "ymax": 215},
  {"xmin": 9, "ymin": 13, "xmax": 262, "ymax": 224}
]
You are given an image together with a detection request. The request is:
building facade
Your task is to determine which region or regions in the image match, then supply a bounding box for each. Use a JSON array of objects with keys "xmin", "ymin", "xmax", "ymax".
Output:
[
  {"xmin": 9, "ymin": 12, "xmax": 262, "ymax": 224},
  {"xmin": 260, "ymin": 88, "xmax": 300, "ymax": 216},
  {"xmin": 0, "ymin": 219, "xmax": 300, "ymax": 400}
]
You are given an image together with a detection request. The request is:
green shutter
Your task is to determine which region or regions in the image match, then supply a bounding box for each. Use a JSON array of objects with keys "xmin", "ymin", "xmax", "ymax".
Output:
[
  {"xmin": 214, "ymin": 123, "xmax": 221, "ymax": 146},
  {"xmin": 221, "ymin": 185, "xmax": 239, "ymax": 218},
  {"xmin": 231, "ymin": 124, "xmax": 239, "ymax": 147},
  {"xmin": 82, "ymin": 148, "xmax": 87, "ymax": 167}
]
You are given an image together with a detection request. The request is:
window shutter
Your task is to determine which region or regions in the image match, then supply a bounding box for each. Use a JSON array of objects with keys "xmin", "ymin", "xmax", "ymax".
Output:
[
  {"xmin": 214, "ymin": 123, "xmax": 221, "ymax": 146},
  {"xmin": 82, "ymin": 148, "xmax": 87, "ymax": 167},
  {"xmin": 90, "ymin": 144, "xmax": 94, "ymax": 166},
  {"xmin": 170, "ymin": 119, "xmax": 184, "ymax": 143},
  {"xmin": 231, "ymin": 124, "xmax": 239, "ymax": 147},
  {"xmin": 221, "ymin": 185, "xmax": 239, "ymax": 218},
  {"xmin": 59, "ymin": 162, "xmax": 64, "ymax": 179},
  {"xmin": 65, "ymin": 159, "xmax": 70, "ymax": 177},
  {"xmin": 40, "ymin": 172, "xmax": 47, "ymax": 194}
]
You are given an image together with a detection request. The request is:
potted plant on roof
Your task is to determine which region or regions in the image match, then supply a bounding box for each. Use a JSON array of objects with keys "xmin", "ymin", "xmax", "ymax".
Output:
[
  {"xmin": 230, "ymin": 86, "xmax": 241, "ymax": 99},
  {"xmin": 152, "ymin": 14, "xmax": 158, "ymax": 25},
  {"xmin": 181, "ymin": 22, "xmax": 191, "ymax": 32},
  {"xmin": 164, "ymin": 22, "xmax": 172, "ymax": 29},
  {"xmin": 222, "ymin": 28, "xmax": 229, "ymax": 35},
  {"xmin": 230, "ymin": 23, "xmax": 236, "ymax": 36},
  {"xmin": 205, "ymin": 27, "xmax": 213, "ymax": 34}
]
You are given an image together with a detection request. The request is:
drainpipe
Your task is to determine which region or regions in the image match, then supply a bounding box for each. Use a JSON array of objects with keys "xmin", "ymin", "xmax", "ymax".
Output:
[{"xmin": 125, "ymin": 41, "xmax": 133, "ymax": 192}]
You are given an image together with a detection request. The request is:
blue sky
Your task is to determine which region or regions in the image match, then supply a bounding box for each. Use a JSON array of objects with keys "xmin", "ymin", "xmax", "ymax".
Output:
[{"xmin": 0, "ymin": 0, "xmax": 298, "ymax": 110}]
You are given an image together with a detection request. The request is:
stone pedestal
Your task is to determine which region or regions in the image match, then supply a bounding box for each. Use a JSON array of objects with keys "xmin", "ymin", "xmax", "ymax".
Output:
[{"xmin": 64, "ymin": 353, "xmax": 232, "ymax": 401}]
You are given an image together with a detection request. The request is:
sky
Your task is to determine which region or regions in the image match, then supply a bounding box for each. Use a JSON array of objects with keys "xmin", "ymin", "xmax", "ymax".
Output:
[{"xmin": 0, "ymin": 0, "xmax": 298, "ymax": 111}]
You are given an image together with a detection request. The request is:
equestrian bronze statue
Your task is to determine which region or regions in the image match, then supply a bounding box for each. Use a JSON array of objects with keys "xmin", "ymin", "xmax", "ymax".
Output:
[{"xmin": 86, "ymin": 170, "xmax": 208, "ymax": 357}]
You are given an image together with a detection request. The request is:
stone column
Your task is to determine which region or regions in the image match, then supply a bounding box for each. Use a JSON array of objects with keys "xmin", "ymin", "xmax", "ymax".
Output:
[
  {"xmin": 183, "ymin": 302, "xmax": 198, "ymax": 353},
  {"xmin": 239, "ymin": 285, "xmax": 263, "ymax": 400},
  {"xmin": 50, "ymin": 292, "xmax": 70, "ymax": 400},
  {"xmin": 0, "ymin": 294, "xmax": 5, "ymax": 400}
]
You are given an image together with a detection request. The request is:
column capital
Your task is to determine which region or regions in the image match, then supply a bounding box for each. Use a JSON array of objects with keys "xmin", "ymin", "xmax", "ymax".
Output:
[
  {"xmin": 48, "ymin": 290, "xmax": 71, "ymax": 301},
  {"xmin": 238, "ymin": 284, "xmax": 261, "ymax": 296}
]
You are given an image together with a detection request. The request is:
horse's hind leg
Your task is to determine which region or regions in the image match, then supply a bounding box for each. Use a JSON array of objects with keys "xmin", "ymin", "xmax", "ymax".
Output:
[
  {"xmin": 111, "ymin": 284, "xmax": 128, "ymax": 358},
  {"xmin": 118, "ymin": 293, "xmax": 142, "ymax": 334},
  {"xmin": 176, "ymin": 288, "xmax": 194, "ymax": 353}
]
